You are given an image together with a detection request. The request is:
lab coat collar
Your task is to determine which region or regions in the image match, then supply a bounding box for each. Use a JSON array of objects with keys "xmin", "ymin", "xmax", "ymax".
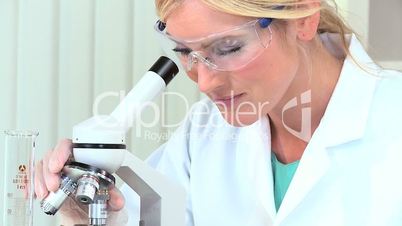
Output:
[
  {"xmin": 316, "ymin": 33, "xmax": 380, "ymax": 147},
  {"xmin": 235, "ymin": 33, "xmax": 380, "ymax": 225},
  {"xmin": 273, "ymin": 33, "xmax": 380, "ymax": 224}
]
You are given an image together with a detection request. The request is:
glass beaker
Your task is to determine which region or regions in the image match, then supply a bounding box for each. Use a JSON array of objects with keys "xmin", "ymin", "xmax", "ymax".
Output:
[{"xmin": 3, "ymin": 130, "xmax": 38, "ymax": 226}]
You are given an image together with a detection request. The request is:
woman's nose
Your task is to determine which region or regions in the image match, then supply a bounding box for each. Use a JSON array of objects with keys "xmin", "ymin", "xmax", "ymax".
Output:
[{"xmin": 195, "ymin": 62, "xmax": 224, "ymax": 93}]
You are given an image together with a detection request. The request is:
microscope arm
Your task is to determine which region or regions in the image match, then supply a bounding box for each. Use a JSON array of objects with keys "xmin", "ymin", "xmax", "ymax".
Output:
[{"xmin": 116, "ymin": 149, "xmax": 186, "ymax": 226}]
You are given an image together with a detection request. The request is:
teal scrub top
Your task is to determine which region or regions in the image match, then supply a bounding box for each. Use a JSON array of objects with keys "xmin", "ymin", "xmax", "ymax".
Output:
[{"xmin": 271, "ymin": 153, "xmax": 300, "ymax": 211}]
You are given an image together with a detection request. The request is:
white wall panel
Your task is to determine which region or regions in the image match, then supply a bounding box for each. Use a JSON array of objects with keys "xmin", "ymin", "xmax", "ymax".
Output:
[
  {"xmin": 16, "ymin": 0, "xmax": 58, "ymax": 145},
  {"xmin": 57, "ymin": 0, "xmax": 96, "ymax": 139},
  {"xmin": 93, "ymin": 0, "xmax": 133, "ymax": 114},
  {"xmin": 0, "ymin": 0, "xmax": 19, "ymax": 222},
  {"xmin": 0, "ymin": 0, "xmax": 18, "ymax": 129},
  {"xmin": 13, "ymin": 0, "xmax": 60, "ymax": 224}
]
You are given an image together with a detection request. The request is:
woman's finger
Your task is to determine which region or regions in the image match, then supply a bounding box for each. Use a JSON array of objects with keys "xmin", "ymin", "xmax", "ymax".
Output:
[
  {"xmin": 42, "ymin": 150, "xmax": 60, "ymax": 192},
  {"xmin": 108, "ymin": 187, "xmax": 125, "ymax": 211},
  {"xmin": 49, "ymin": 139, "xmax": 73, "ymax": 174},
  {"xmin": 34, "ymin": 160, "xmax": 48, "ymax": 199}
]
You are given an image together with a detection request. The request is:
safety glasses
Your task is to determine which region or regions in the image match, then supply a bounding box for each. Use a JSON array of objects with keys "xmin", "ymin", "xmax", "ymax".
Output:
[{"xmin": 154, "ymin": 18, "xmax": 274, "ymax": 72}]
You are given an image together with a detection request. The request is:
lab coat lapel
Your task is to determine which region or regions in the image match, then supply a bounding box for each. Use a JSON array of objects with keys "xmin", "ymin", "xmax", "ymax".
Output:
[
  {"xmin": 317, "ymin": 34, "xmax": 380, "ymax": 147},
  {"xmin": 236, "ymin": 116, "xmax": 277, "ymax": 225},
  {"xmin": 275, "ymin": 34, "xmax": 379, "ymax": 224},
  {"xmin": 274, "ymin": 132, "xmax": 330, "ymax": 224}
]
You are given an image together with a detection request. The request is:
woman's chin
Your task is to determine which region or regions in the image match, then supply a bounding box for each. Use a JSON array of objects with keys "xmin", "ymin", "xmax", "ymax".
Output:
[{"xmin": 220, "ymin": 113, "xmax": 259, "ymax": 127}]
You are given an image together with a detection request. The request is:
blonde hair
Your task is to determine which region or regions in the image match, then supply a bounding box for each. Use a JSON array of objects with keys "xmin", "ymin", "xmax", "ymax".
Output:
[{"xmin": 155, "ymin": 0, "xmax": 353, "ymax": 57}]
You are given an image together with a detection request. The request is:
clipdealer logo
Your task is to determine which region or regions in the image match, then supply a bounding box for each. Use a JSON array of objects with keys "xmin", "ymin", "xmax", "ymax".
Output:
[
  {"xmin": 282, "ymin": 90, "xmax": 312, "ymax": 142},
  {"xmin": 91, "ymin": 89, "xmax": 313, "ymax": 141}
]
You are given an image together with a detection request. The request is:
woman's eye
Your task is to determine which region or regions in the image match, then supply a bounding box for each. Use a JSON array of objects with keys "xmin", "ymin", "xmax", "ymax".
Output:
[
  {"xmin": 216, "ymin": 45, "xmax": 242, "ymax": 56},
  {"xmin": 173, "ymin": 47, "xmax": 192, "ymax": 56},
  {"xmin": 213, "ymin": 39, "xmax": 244, "ymax": 56}
]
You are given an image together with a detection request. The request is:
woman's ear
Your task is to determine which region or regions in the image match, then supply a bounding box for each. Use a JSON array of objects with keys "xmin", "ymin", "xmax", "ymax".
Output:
[{"xmin": 296, "ymin": 9, "xmax": 321, "ymax": 41}]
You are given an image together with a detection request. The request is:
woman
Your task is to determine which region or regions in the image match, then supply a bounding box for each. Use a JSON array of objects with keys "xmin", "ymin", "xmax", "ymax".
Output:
[{"xmin": 35, "ymin": 0, "xmax": 402, "ymax": 225}]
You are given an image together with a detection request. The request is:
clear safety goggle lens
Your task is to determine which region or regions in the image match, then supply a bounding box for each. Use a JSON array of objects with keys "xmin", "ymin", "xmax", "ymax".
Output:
[{"xmin": 154, "ymin": 18, "xmax": 273, "ymax": 72}]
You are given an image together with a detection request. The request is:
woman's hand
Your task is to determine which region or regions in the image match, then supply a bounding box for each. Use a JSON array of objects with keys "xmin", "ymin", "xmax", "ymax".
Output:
[{"xmin": 34, "ymin": 139, "xmax": 126, "ymax": 224}]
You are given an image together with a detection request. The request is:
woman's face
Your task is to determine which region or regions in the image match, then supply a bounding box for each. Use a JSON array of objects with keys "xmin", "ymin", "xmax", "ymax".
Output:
[{"xmin": 165, "ymin": 0, "xmax": 301, "ymax": 126}]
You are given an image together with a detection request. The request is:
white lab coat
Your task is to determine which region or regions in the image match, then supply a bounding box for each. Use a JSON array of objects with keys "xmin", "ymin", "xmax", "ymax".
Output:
[{"xmin": 122, "ymin": 34, "xmax": 402, "ymax": 226}]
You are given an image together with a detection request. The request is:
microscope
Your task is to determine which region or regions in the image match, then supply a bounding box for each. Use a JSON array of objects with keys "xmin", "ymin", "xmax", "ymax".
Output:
[{"xmin": 40, "ymin": 56, "xmax": 186, "ymax": 226}]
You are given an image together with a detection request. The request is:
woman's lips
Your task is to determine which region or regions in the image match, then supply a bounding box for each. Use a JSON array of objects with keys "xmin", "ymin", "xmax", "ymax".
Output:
[{"xmin": 213, "ymin": 93, "xmax": 245, "ymax": 108}]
